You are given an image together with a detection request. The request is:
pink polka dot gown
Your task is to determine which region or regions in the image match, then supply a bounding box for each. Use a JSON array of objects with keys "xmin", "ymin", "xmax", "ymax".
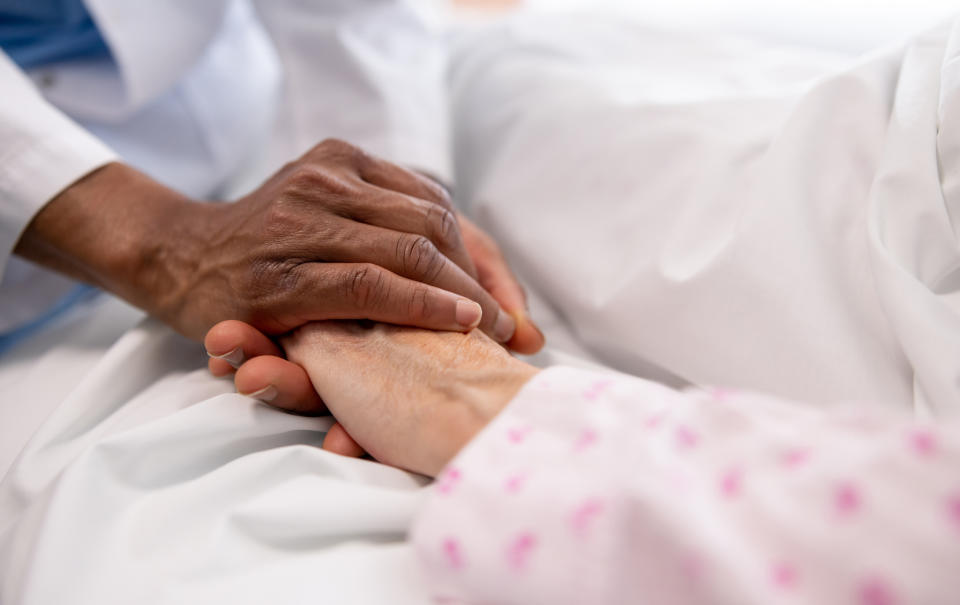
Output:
[{"xmin": 411, "ymin": 367, "xmax": 960, "ymax": 605}]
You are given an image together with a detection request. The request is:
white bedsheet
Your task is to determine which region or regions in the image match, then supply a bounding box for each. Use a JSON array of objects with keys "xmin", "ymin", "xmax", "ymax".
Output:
[
  {"xmin": 0, "ymin": 296, "xmax": 434, "ymax": 604},
  {"xmin": 452, "ymin": 13, "xmax": 960, "ymax": 416},
  {"xmin": 3, "ymin": 10, "xmax": 960, "ymax": 604}
]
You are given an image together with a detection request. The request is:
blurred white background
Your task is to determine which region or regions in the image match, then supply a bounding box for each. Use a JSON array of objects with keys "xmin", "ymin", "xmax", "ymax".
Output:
[{"xmin": 416, "ymin": 0, "xmax": 959, "ymax": 54}]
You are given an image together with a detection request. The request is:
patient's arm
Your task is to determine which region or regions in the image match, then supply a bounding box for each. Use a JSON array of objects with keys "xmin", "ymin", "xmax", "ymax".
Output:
[{"xmin": 214, "ymin": 320, "xmax": 960, "ymax": 605}]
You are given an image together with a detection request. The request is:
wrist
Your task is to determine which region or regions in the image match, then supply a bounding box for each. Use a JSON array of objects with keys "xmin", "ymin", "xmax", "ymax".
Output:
[
  {"xmin": 14, "ymin": 163, "xmax": 204, "ymax": 324},
  {"xmin": 424, "ymin": 362, "xmax": 539, "ymax": 476}
]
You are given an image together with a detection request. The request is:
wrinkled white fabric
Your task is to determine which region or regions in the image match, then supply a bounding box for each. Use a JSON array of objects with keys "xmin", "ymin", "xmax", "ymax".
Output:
[
  {"xmin": 0, "ymin": 297, "xmax": 432, "ymax": 605},
  {"xmin": 450, "ymin": 13, "xmax": 960, "ymax": 417},
  {"xmin": 3, "ymin": 9, "xmax": 960, "ymax": 605}
]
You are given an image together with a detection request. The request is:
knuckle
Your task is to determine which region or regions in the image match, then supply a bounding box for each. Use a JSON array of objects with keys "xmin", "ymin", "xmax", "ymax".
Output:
[
  {"xmin": 426, "ymin": 204, "xmax": 459, "ymax": 251},
  {"xmin": 245, "ymin": 259, "xmax": 299, "ymax": 301},
  {"xmin": 313, "ymin": 138, "xmax": 365, "ymax": 165},
  {"xmin": 285, "ymin": 164, "xmax": 352, "ymax": 198},
  {"xmin": 424, "ymin": 179, "xmax": 453, "ymax": 208},
  {"xmin": 262, "ymin": 198, "xmax": 297, "ymax": 234},
  {"xmin": 320, "ymin": 137, "xmax": 351, "ymax": 151},
  {"xmin": 397, "ymin": 233, "xmax": 443, "ymax": 280},
  {"xmin": 286, "ymin": 165, "xmax": 323, "ymax": 190},
  {"xmin": 235, "ymin": 260, "xmax": 303, "ymax": 325},
  {"xmin": 342, "ymin": 264, "xmax": 389, "ymax": 309},
  {"xmin": 406, "ymin": 284, "xmax": 433, "ymax": 320}
]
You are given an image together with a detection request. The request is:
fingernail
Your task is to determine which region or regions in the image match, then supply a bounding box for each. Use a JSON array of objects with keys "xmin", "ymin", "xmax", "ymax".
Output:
[
  {"xmin": 455, "ymin": 299, "xmax": 483, "ymax": 329},
  {"xmin": 494, "ymin": 310, "xmax": 516, "ymax": 342},
  {"xmin": 207, "ymin": 346, "xmax": 245, "ymax": 369},
  {"xmin": 243, "ymin": 385, "xmax": 278, "ymax": 403}
]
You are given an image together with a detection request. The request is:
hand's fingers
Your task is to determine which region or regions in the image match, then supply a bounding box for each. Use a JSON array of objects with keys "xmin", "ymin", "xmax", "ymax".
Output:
[
  {"xmin": 283, "ymin": 262, "xmax": 514, "ymax": 339},
  {"xmin": 322, "ymin": 421, "xmax": 366, "ymax": 458},
  {"xmin": 356, "ymin": 151, "xmax": 453, "ymax": 210},
  {"xmin": 460, "ymin": 216, "xmax": 545, "ymax": 354},
  {"xmin": 234, "ymin": 354, "xmax": 327, "ymax": 415},
  {"xmin": 205, "ymin": 320, "xmax": 284, "ymax": 375},
  {"xmin": 208, "ymin": 357, "xmax": 235, "ymax": 377},
  {"xmin": 345, "ymin": 185, "xmax": 477, "ymax": 279},
  {"xmin": 318, "ymin": 223, "xmax": 515, "ymax": 342}
]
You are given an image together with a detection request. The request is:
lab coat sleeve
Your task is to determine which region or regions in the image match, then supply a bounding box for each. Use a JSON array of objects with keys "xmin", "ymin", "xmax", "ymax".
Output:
[
  {"xmin": 0, "ymin": 51, "xmax": 116, "ymax": 281},
  {"xmin": 411, "ymin": 366, "xmax": 960, "ymax": 605},
  {"xmin": 250, "ymin": 0, "xmax": 451, "ymax": 182}
]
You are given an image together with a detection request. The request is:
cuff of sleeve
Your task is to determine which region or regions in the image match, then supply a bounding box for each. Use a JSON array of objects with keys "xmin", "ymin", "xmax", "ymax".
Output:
[
  {"xmin": 409, "ymin": 366, "xmax": 628, "ymax": 601},
  {"xmin": 0, "ymin": 127, "xmax": 117, "ymax": 281}
]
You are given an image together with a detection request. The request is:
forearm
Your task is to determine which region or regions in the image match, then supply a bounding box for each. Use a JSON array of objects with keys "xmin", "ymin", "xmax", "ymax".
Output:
[
  {"xmin": 13, "ymin": 162, "xmax": 209, "ymax": 328},
  {"xmin": 412, "ymin": 367, "xmax": 960, "ymax": 604}
]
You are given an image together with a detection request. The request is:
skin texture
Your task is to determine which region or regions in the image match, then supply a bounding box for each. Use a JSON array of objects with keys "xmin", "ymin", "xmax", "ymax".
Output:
[
  {"xmin": 205, "ymin": 318, "xmax": 539, "ymax": 471},
  {"xmin": 16, "ymin": 139, "xmax": 545, "ymax": 350},
  {"xmin": 280, "ymin": 321, "xmax": 538, "ymax": 476}
]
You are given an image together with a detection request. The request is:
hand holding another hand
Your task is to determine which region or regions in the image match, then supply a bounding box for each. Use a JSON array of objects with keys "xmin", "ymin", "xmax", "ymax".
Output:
[
  {"xmin": 206, "ymin": 319, "xmax": 539, "ymax": 476},
  {"xmin": 18, "ymin": 138, "xmax": 544, "ymax": 352}
]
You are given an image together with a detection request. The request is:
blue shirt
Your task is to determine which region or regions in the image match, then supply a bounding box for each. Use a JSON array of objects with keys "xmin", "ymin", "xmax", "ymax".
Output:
[
  {"xmin": 0, "ymin": 0, "xmax": 109, "ymax": 355},
  {"xmin": 0, "ymin": 0, "xmax": 109, "ymax": 69}
]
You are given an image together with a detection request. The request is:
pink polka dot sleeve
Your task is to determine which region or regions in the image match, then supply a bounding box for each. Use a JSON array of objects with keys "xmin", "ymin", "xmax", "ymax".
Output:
[{"xmin": 409, "ymin": 366, "xmax": 960, "ymax": 605}]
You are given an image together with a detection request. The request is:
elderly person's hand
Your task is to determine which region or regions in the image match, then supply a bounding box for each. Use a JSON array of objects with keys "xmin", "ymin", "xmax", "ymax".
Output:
[
  {"xmin": 207, "ymin": 318, "xmax": 539, "ymax": 476},
  {"xmin": 16, "ymin": 139, "xmax": 544, "ymax": 350}
]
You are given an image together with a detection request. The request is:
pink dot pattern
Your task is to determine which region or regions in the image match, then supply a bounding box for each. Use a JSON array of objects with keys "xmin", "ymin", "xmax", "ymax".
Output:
[
  {"xmin": 570, "ymin": 498, "xmax": 604, "ymax": 535},
  {"xmin": 909, "ymin": 429, "xmax": 937, "ymax": 456},
  {"xmin": 834, "ymin": 482, "xmax": 862, "ymax": 517},
  {"xmin": 506, "ymin": 532, "xmax": 537, "ymax": 571},
  {"xmin": 719, "ymin": 468, "xmax": 742, "ymax": 499},
  {"xmin": 771, "ymin": 562, "xmax": 798, "ymax": 590},
  {"xmin": 573, "ymin": 428, "xmax": 597, "ymax": 452},
  {"xmin": 436, "ymin": 467, "xmax": 462, "ymax": 496},
  {"xmin": 504, "ymin": 473, "xmax": 526, "ymax": 494},
  {"xmin": 413, "ymin": 368, "xmax": 960, "ymax": 604},
  {"xmin": 443, "ymin": 537, "xmax": 464, "ymax": 570},
  {"xmin": 948, "ymin": 493, "xmax": 960, "ymax": 531},
  {"xmin": 859, "ymin": 576, "xmax": 896, "ymax": 605}
]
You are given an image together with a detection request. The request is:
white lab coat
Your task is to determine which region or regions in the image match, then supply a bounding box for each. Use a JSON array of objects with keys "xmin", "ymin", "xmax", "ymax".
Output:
[{"xmin": 0, "ymin": 0, "xmax": 450, "ymax": 333}]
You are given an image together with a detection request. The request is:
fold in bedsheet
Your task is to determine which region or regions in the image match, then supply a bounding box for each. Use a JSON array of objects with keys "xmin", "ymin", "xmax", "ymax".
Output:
[
  {"xmin": 450, "ymin": 13, "xmax": 960, "ymax": 418},
  {"xmin": 0, "ymin": 301, "xmax": 432, "ymax": 604},
  {"xmin": 3, "ymin": 11, "xmax": 960, "ymax": 605}
]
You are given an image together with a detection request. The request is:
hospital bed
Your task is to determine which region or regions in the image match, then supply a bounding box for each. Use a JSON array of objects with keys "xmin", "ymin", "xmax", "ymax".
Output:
[{"xmin": 2, "ymin": 4, "xmax": 959, "ymax": 602}]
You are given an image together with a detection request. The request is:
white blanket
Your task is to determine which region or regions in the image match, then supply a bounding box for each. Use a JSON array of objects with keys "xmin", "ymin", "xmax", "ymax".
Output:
[
  {"xmin": 453, "ymin": 13, "xmax": 960, "ymax": 417},
  {"xmin": 3, "ymin": 11, "xmax": 959, "ymax": 604}
]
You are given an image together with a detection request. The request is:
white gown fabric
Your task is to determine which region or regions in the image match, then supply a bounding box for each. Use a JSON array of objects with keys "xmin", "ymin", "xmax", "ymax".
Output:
[{"xmin": 2, "ymin": 8, "xmax": 960, "ymax": 605}]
